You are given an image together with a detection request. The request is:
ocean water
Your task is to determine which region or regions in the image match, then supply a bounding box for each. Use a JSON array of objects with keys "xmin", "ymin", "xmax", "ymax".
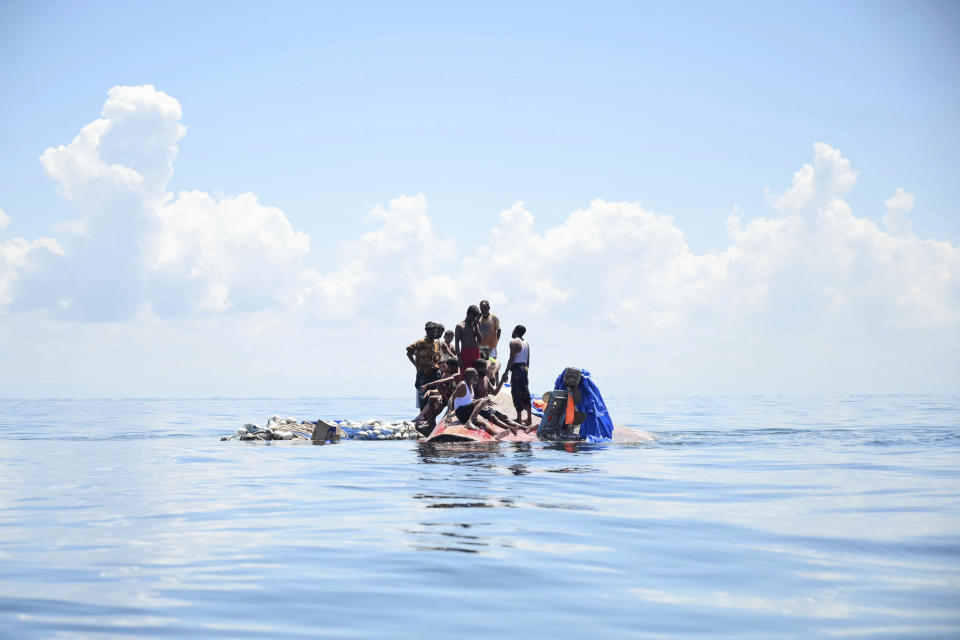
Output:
[{"xmin": 0, "ymin": 396, "xmax": 958, "ymax": 639}]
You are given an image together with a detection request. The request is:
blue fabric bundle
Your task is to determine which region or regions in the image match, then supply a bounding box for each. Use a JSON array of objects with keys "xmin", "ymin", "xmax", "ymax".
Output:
[
  {"xmin": 553, "ymin": 368, "xmax": 614, "ymax": 442},
  {"xmin": 530, "ymin": 393, "xmax": 545, "ymax": 417}
]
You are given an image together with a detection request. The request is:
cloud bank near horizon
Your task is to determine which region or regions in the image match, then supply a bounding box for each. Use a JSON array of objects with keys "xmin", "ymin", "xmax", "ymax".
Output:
[{"xmin": 0, "ymin": 85, "xmax": 957, "ymax": 395}]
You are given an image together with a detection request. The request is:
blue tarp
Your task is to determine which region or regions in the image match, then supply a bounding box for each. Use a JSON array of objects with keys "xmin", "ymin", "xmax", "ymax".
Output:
[{"xmin": 553, "ymin": 368, "xmax": 614, "ymax": 442}]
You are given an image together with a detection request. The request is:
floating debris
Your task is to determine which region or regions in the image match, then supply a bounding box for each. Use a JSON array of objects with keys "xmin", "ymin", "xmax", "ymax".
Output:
[{"xmin": 221, "ymin": 415, "xmax": 421, "ymax": 442}]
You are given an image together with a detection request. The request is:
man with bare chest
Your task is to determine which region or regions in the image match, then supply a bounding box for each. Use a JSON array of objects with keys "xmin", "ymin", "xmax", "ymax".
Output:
[
  {"xmin": 439, "ymin": 329, "xmax": 457, "ymax": 359},
  {"xmin": 455, "ymin": 305, "xmax": 482, "ymax": 376}
]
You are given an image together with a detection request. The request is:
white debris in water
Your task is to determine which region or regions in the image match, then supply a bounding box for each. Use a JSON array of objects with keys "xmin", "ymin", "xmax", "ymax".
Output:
[{"xmin": 221, "ymin": 416, "xmax": 423, "ymax": 442}]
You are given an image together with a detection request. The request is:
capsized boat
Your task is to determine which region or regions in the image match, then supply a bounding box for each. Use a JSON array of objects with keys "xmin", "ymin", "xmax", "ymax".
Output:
[
  {"xmin": 424, "ymin": 385, "xmax": 539, "ymax": 442},
  {"xmin": 421, "ymin": 384, "xmax": 654, "ymax": 443}
]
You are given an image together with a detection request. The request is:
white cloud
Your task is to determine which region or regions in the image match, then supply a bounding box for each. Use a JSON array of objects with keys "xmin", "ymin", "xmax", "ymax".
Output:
[
  {"xmin": 883, "ymin": 187, "xmax": 915, "ymax": 237},
  {"xmin": 41, "ymin": 85, "xmax": 184, "ymax": 209},
  {"xmin": 294, "ymin": 193, "xmax": 455, "ymax": 319},
  {"xmin": 770, "ymin": 141, "xmax": 859, "ymax": 212},
  {"xmin": 28, "ymin": 87, "xmax": 958, "ymax": 338},
  {"xmin": 36, "ymin": 85, "xmax": 314, "ymax": 319},
  {"xmin": 440, "ymin": 145, "xmax": 958, "ymax": 334},
  {"xmin": 147, "ymin": 191, "xmax": 310, "ymax": 314},
  {"xmin": 2, "ymin": 87, "xmax": 959, "ymax": 395},
  {"xmin": 0, "ymin": 206, "xmax": 64, "ymax": 312}
]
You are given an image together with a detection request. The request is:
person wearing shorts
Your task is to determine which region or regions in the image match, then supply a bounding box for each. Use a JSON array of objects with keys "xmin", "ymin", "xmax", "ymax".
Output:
[
  {"xmin": 455, "ymin": 305, "xmax": 483, "ymax": 376},
  {"xmin": 450, "ymin": 368, "xmax": 511, "ymax": 439},
  {"xmin": 478, "ymin": 299, "xmax": 501, "ymax": 358}
]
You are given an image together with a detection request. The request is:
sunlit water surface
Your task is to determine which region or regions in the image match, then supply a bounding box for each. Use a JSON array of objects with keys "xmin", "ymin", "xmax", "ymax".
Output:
[{"xmin": 1, "ymin": 396, "xmax": 958, "ymax": 639}]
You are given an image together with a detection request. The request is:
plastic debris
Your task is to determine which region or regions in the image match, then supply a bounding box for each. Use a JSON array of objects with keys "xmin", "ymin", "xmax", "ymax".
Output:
[{"xmin": 221, "ymin": 416, "xmax": 422, "ymax": 442}]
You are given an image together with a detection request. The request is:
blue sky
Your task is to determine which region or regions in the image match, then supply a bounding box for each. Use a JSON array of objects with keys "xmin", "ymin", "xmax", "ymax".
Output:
[{"xmin": 1, "ymin": 1, "xmax": 958, "ymax": 397}]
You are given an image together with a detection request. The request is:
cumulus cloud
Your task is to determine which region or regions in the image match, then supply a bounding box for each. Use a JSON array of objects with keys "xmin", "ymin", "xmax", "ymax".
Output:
[
  {"xmin": 35, "ymin": 85, "xmax": 312, "ymax": 319},
  {"xmin": 41, "ymin": 85, "xmax": 184, "ymax": 209},
  {"xmin": 294, "ymin": 193, "xmax": 455, "ymax": 319},
  {"xmin": 770, "ymin": 142, "xmax": 859, "ymax": 213},
  {"xmin": 1, "ymin": 86, "xmax": 957, "ymax": 394},
  {"xmin": 148, "ymin": 191, "xmax": 310, "ymax": 314},
  {"xmin": 8, "ymin": 87, "xmax": 960, "ymax": 355},
  {"xmin": 416, "ymin": 144, "xmax": 956, "ymax": 335},
  {"xmin": 883, "ymin": 188, "xmax": 916, "ymax": 237},
  {"xmin": 0, "ymin": 207, "xmax": 63, "ymax": 312}
]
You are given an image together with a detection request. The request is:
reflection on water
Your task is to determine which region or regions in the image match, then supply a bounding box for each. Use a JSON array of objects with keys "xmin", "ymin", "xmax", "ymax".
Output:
[
  {"xmin": 416, "ymin": 440, "xmax": 504, "ymax": 465},
  {"xmin": 412, "ymin": 442, "xmax": 512, "ymax": 553},
  {"xmin": 407, "ymin": 522, "xmax": 486, "ymax": 554},
  {"xmin": 407, "ymin": 441, "xmax": 605, "ymax": 554},
  {"xmin": 0, "ymin": 397, "xmax": 958, "ymax": 639}
]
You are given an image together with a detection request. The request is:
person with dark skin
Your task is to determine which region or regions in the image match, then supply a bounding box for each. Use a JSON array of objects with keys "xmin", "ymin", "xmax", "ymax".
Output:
[
  {"xmin": 407, "ymin": 322, "xmax": 442, "ymax": 410},
  {"xmin": 479, "ymin": 345, "xmax": 501, "ymax": 385},
  {"xmin": 501, "ymin": 324, "xmax": 532, "ymax": 426},
  {"xmin": 471, "ymin": 358, "xmax": 499, "ymax": 400},
  {"xmin": 413, "ymin": 357, "xmax": 459, "ymax": 432},
  {"xmin": 477, "ymin": 299, "xmax": 501, "ymax": 358},
  {"xmin": 455, "ymin": 305, "xmax": 483, "ymax": 375},
  {"xmin": 472, "ymin": 358, "xmax": 523, "ymax": 435},
  {"xmin": 439, "ymin": 329, "xmax": 458, "ymax": 359},
  {"xmin": 449, "ymin": 368, "xmax": 511, "ymax": 440}
]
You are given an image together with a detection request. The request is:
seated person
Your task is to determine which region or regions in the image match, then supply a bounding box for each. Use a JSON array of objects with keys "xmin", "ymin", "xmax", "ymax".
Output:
[
  {"xmin": 546, "ymin": 367, "xmax": 614, "ymax": 442},
  {"xmin": 478, "ymin": 346, "xmax": 501, "ymax": 386},
  {"xmin": 440, "ymin": 329, "xmax": 458, "ymax": 359},
  {"xmin": 449, "ymin": 368, "xmax": 512, "ymax": 440},
  {"xmin": 413, "ymin": 357, "xmax": 460, "ymax": 431},
  {"xmin": 473, "ymin": 358, "xmax": 494, "ymax": 399},
  {"xmin": 471, "ymin": 359, "xmax": 525, "ymax": 434}
]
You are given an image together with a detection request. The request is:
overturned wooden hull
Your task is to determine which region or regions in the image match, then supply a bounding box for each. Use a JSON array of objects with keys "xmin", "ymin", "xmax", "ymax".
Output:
[
  {"xmin": 425, "ymin": 421, "xmax": 539, "ymax": 443},
  {"xmin": 422, "ymin": 385, "xmax": 655, "ymax": 444},
  {"xmin": 423, "ymin": 385, "xmax": 539, "ymax": 442}
]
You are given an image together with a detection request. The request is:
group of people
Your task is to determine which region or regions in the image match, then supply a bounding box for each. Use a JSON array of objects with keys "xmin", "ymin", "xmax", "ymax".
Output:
[{"xmin": 406, "ymin": 300, "xmax": 532, "ymax": 439}]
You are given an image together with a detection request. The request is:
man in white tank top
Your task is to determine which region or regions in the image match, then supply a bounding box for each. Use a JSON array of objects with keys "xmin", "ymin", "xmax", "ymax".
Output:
[{"xmin": 501, "ymin": 325, "xmax": 532, "ymax": 427}]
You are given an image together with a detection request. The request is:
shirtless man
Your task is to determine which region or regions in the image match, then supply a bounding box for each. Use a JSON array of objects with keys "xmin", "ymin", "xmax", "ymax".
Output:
[
  {"xmin": 477, "ymin": 300, "xmax": 501, "ymax": 359},
  {"xmin": 472, "ymin": 358, "xmax": 496, "ymax": 400},
  {"xmin": 439, "ymin": 329, "xmax": 458, "ymax": 359},
  {"xmin": 501, "ymin": 324, "xmax": 532, "ymax": 426},
  {"xmin": 412, "ymin": 357, "xmax": 459, "ymax": 433},
  {"xmin": 472, "ymin": 358, "xmax": 523, "ymax": 434},
  {"xmin": 455, "ymin": 305, "xmax": 482, "ymax": 375}
]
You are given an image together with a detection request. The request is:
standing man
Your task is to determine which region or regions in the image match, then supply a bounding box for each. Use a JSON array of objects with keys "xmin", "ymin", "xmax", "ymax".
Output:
[
  {"xmin": 455, "ymin": 305, "xmax": 483, "ymax": 376},
  {"xmin": 407, "ymin": 321, "xmax": 442, "ymax": 409},
  {"xmin": 501, "ymin": 324, "xmax": 532, "ymax": 427},
  {"xmin": 477, "ymin": 299, "xmax": 501, "ymax": 359}
]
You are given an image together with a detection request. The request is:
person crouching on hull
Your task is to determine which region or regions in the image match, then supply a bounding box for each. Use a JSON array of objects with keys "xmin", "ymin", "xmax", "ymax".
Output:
[
  {"xmin": 407, "ymin": 321, "xmax": 442, "ymax": 410},
  {"xmin": 412, "ymin": 357, "xmax": 459, "ymax": 434}
]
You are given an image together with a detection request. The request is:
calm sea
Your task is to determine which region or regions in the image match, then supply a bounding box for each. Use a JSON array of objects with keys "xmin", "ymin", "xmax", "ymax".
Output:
[{"xmin": 0, "ymin": 396, "xmax": 958, "ymax": 639}]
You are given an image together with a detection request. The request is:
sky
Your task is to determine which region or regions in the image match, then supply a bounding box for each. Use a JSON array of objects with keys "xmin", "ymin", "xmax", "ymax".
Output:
[{"xmin": 1, "ymin": 0, "xmax": 958, "ymax": 398}]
